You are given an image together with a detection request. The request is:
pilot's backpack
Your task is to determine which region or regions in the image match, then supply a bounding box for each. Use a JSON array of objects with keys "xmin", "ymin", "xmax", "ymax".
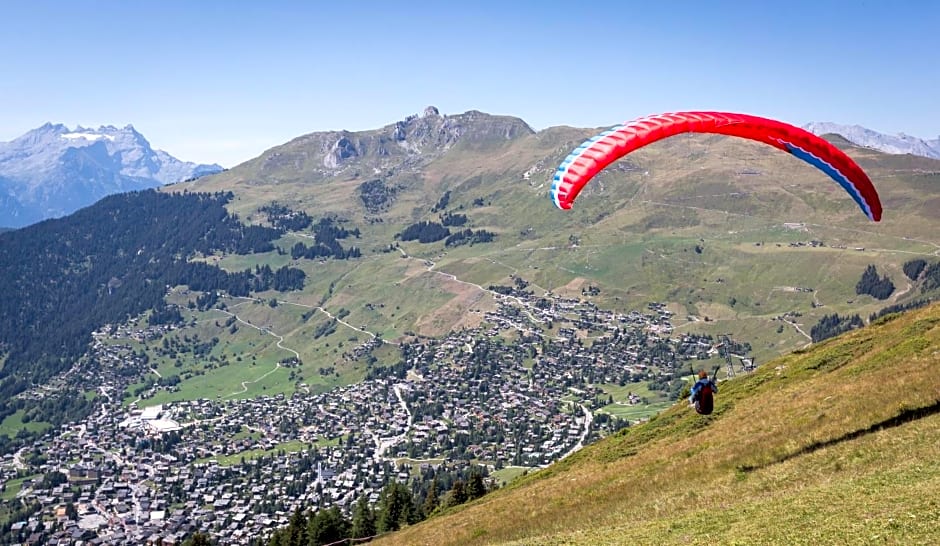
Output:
[{"xmin": 695, "ymin": 382, "xmax": 714, "ymax": 415}]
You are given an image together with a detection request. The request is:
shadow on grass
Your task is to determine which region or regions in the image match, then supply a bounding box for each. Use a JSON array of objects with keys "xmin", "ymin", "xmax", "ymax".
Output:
[{"xmin": 738, "ymin": 398, "xmax": 940, "ymax": 473}]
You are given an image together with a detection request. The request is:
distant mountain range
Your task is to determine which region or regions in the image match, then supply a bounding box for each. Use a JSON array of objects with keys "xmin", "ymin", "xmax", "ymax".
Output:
[
  {"xmin": 0, "ymin": 123, "xmax": 223, "ymax": 228},
  {"xmin": 804, "ymin": 122, "xmax": 940, "ymax": 159}
]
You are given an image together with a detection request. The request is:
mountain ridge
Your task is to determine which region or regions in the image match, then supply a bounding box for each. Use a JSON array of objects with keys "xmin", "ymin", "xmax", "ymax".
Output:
[
  {"xmin": 804, "ymin": 121, "xmax": 940, "ymax": 159},
  {"xmin": 187, "ymin": 107, "xmax": 940, "ymax": 234},
  {"xmin": 234, "ymin": 106, "xmax": 535, "ymax": 179},
  {"xmin": 0, "ymin": 123, "xmax": 223, "ymax": 228}
]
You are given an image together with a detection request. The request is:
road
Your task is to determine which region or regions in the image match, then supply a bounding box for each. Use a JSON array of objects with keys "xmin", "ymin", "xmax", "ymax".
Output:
[
  {"xmin": 215, "ymin": 304, "xmax": 298, "ymax": 398},
  {"xmin": 553, "ymin": 404, "xmax": 594, "ymax": 465},
  {"xmin": 370, "ymin": 384, "xmax": 415, "ymax": 460},
  {"xmin": 396, "ymin": 247, "xmax": 546, "ymax": 327},
  {"xmin": 782, "ymin": 316, "xmax": 813, "ymax": 346}
]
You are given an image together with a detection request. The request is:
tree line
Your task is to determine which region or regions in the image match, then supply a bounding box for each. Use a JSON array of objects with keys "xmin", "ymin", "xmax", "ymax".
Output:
[
  {"xmin": 903, "ymin": 258, "xmax": 940, "ymax": 292},
  {"xmin": 444, "ymin": 228, "xmax": 496, "ymax": 248},
  {"xmin": 398, "ymin": 221, "xmax": 450, "ymax": 243},
  {"xmin": 264, "ymin": 466, "xmax": 491, "ymax": 546},
  {"xmin": 810, "ymin": 313, "xmax": 863, "ymax": 343},
  {"xmin": 854, "ymin": 259, "xmax": 940, "ymax": 302},
  {"xmin": 808, "ymin": 257, "xmax": 940, "ymax": 344},
  {"xmin": 869, "ymin": 298, "xmax": 932, "ymax": 322}
]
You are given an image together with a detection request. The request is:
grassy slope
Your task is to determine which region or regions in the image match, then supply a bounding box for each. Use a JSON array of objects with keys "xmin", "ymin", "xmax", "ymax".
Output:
[{"xmin": 373, "ymin": 302, "xmax": 940, "ymax": 546}]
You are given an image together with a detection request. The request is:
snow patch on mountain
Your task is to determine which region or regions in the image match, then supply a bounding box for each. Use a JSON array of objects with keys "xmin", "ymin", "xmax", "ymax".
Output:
[{"xmin": 61, "ymin": 132, "xmax": 115, "ymax": 142}]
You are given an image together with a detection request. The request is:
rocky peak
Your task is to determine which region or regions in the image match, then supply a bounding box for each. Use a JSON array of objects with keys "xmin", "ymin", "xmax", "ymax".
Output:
[
  {"xmin": 324, "ymin": 134, "xmax": 360, "ymax": 169},
  {"xmin": 0, "ymin": 123, "xmax": 223, "ymax": 227},
  {"xmin": 274, "ymin": 108, "xmax": 536, "ymax": 172}
]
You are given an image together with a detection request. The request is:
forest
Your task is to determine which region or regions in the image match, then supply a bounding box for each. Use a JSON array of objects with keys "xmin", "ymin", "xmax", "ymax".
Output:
[
  {"xmin": 0, "ymin": 190, "xmax": 305, "ymax": 441},
  {"xmin": 855, "ymin": 264, "xmax": 895, "ymax": 300}
]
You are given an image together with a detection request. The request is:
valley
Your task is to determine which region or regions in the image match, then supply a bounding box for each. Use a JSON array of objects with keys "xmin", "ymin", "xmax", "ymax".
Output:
[
  {"xmin": 1, "ymin": 108, "xmax": 938, "ymax": 545},
  {"xmin": 2, "ymin": 257, "xmax": 722, "ymax": 543}
]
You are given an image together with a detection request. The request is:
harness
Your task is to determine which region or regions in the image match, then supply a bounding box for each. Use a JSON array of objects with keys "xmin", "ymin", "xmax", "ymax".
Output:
[
  {"xmin": 691, "ymin": 364, "xmax": 720, "ymax": 415},
  {"xmin": 695, "ymin": 382, "xmax": 714, "ymax": 415}
]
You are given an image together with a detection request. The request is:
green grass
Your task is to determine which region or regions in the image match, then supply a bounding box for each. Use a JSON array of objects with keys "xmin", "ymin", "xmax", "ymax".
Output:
[
  {"xmin": 596, "ymin": 401, "xmax": 673, "ymax": 421},
  {"xmin": 193, "ymin": 439, "xmax": 311, "ymax": 467},
  {"xmin": 0, "ymin": 475, "xmax": 37, "ymax": 501},
  {"xmin": 231, "ymin": 428, "xmax": 261, "ymax": 441},
  {"xmin": 0, "ymin": 410, "xmax": 51, "ymax": 438},
  {"xmin": 212, "ymin": 249, "xmax": 293, "ymax": 273},
  {"xmin": 595, "ymin": 381, "xmax": 673, "ymax": 421},
  {"xmin": 394, "ymin": 457, "xmax": 447, "ymax": 467},
  {"xmin": 490, "ymin": 466, "xmax": 535, "ymax": 487},
  {"xmin": 0, "ymin": 474, "xmax": 42, "ymax": 527},
  {"xmin": 372, "ymin": 301, "xmax": 940, "ymax": 546}
]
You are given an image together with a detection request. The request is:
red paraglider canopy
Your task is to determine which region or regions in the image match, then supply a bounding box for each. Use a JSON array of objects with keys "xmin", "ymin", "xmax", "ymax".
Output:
[{"xmin": 550, "ymin": 111, "xmax": 882, "ymax": 221}]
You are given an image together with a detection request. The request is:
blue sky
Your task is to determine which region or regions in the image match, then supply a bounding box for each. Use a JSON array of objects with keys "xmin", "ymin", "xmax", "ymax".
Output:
[{"xmin": 2, "ymin": 0, "xmax": 938, "ymax": 167}]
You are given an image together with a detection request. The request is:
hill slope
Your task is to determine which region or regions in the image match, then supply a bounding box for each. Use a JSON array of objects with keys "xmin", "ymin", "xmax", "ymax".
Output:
[
  {"xmin": 177, "ymin": 107, "xmax": 940, "ymax": 376},
  {"xmin": 373, "ymin": 302, "xmax": 940, "ymax": 546}
]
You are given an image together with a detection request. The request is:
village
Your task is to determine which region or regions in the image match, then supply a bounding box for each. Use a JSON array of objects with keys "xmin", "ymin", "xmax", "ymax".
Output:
[{"xmin": 1, "ymin": 287, "xmax": 736, "ymax": 545}]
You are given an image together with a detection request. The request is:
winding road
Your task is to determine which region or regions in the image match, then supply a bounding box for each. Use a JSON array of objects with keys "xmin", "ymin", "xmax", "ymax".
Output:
[{"xmin": 214, "ymin": 303, "xmax": 299, "ymax": 398}]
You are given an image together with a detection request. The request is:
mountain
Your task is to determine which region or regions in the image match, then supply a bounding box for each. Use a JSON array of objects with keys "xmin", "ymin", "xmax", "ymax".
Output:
[
  {"xmin": 0, "ymin": 123, "xmax": 223, "ymax": 228},
  {"xmin": 4, "ymin": 106, "xmax": 938, "ymax": 389},
  {"xmin": 804, "ymin": 121, "xmax": 940, "ymax": 159},
  {"xmin": 229, "ymin": 105, "xmax": 535, "ymax": 181},
  {"xmin": 370, "ymin": 301, "xmax": 940, "ymax": 545},
  {"xmin": 182, "ymin": 106, "xmax": 940, "ymax": 357},
  {"xmin": 1, "ymin": 107, "xmax": 939, "ymax": 540}
]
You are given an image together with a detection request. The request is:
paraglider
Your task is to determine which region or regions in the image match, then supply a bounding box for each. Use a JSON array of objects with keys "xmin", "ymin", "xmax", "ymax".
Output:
[
  {"xmin": 549, "ymin": 111, "xmax": 882, "ymax": 221},
  {"xmin": 689, "ymin": 368, "xmax": 719, "ymax": 415}
]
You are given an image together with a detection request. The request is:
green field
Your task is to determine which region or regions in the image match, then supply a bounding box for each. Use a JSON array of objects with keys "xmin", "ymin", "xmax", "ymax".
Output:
[
  {"xmin": 0, "ymin": 475, "xmax": 37, "ymax": 502},
  {"xmin": 490, "ymin": 466, "xmax": 535, "ymax": 488},
  {"xmin": 193, "ymin": 439, "xmax": 313, "ymax": 467},
  {"xmin": 595, "ymin": 382, "xmax": 674, "ymax": 421},
  {"xmin": 0, "ymin": 410, "xmax": 51, "ymax": 438},
  {"xmin": 122, "ymin": 295, "xmax": 395, "ymax": 406}
]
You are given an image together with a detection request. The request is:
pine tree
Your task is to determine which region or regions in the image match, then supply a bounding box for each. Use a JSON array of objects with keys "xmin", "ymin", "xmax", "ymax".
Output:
[
  {"xmin": 448, "ymin": 479, "xmax": 468, "ymax": 506},
  {"xmin": 467, "ymin": 471, "xmax": 486, "ymax": 500},
  {"xmin": 377, "ymin": 481, "xmax": 414, "ymax": 532},
  {"xmin": 855, "ymin": 264, "xmax": 895, "ymax": 300},
  {"xmin": 287, "ymin": 507, "xmax": 307, "ymax": 546},
  {"xmin": 422, "ymin": 476, "xmax": 440, "ymax": 516},
  {"xmin": 308, "ymin": 506, "xmax": 349, "ymax": 546},
  {"xmin": 351, "ymin": 494, "xmax": 377, "ymax": 539},
  {"xmin": 903, "ymin": 258, "xmax": 928, "ymax": 281},
  {"xmin": 183, "ymin": 533, "xmax": 213, "ymax": 546}
]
